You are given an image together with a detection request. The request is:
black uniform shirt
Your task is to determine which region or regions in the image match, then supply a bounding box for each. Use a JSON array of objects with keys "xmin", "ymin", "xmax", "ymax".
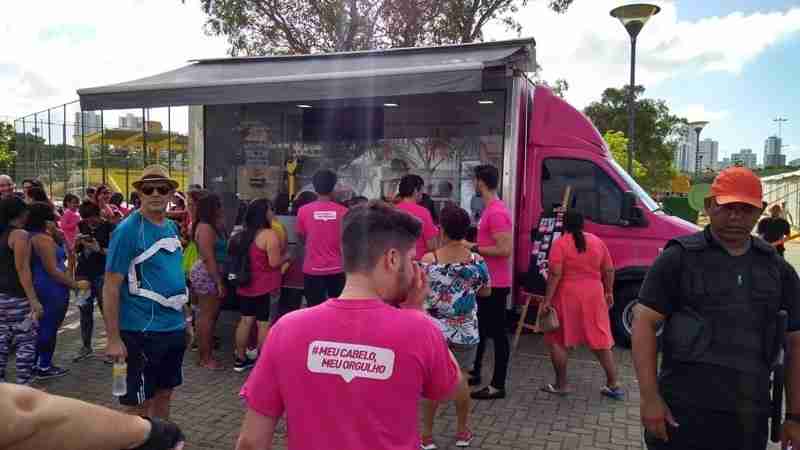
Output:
[{"xmin": 639, "ymin": 235, "xmax": 800, "ymax": 413}]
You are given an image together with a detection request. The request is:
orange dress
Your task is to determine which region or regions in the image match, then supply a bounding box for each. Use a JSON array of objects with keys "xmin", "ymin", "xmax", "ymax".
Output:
[{"xmin": 544, "ymin": 232, "xmax": 614, "ymax": 350}]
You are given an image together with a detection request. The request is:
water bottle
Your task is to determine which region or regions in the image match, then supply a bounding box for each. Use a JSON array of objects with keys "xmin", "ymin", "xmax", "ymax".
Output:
[{"xmin": 112, "ymin": 362, "xmax": 127, "ymax": 397}]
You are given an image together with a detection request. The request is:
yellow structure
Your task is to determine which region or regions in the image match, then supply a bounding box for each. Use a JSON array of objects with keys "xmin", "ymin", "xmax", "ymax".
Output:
[{"xmin": 670, "ymin": 175, "xmax": 691, "ymax": 194}]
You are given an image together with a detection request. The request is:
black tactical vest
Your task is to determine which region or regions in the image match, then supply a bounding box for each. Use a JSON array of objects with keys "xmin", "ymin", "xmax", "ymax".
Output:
[{"xmin": 663, "ymin": 228, "xmax": 782, "ymax": 376}]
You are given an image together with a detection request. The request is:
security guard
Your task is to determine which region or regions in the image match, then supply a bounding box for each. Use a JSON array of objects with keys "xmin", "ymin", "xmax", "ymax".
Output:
[{"xmin": 632, "ymin": 167, "xmax": 800, "ymax": 450}]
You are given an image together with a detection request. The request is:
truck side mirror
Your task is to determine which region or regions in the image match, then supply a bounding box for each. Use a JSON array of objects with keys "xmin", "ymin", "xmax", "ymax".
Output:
[{"xmin": 621, "ymin": 191, "xmax": 647, "ymax": 227}]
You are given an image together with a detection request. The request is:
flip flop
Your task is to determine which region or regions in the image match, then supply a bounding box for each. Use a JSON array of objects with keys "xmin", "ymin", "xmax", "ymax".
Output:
[
  {"xmin": 601, "ymin": 385, "xmax": 625, "ymax": 400},
  {"xmin": 540, "ymin": 383, "xmax": 569, "ymax": 396}
]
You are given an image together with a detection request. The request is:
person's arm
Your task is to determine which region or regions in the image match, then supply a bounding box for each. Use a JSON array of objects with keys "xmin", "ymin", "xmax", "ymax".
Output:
[
  {"xmin": 196, "ymin": 223, "xmax": 224, "ymax": 289},
  {"xmin": 263, "ymin": 231, "xmax": 287, "ymax": 269},
  {"xmin": 10, "ymin": 230, "xmax": 42, "ymax": 319},
  {"xmin": 601, "ymin": 241, "xmax": 615, "ymax": 307},
  {"xmin": 103, "ymin": 272, "xmax": 126, "ymax": 361},
  {"xmin": 31, "ymin": 235, "xmax": 79, "ymax": 289},
  {"xmin": 0, "ymin": 383, "xmax": 158, "ymax": 450},
  {"xmin": 631, "ymin": 247, "xmax": 681, "ymax": 441},
  {"xmin": 236, "ymin": 410, "xmax": 277, "ymax": 450},
  {"xmin": 475, "ymin": 231, "xmax": 512, "ymax": 257}
]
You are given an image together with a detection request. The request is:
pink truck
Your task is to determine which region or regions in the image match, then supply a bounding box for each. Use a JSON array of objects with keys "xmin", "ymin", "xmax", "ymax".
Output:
[{"xmin": 78, "ymin": 37, "xmax": 698, "ymax": 346}]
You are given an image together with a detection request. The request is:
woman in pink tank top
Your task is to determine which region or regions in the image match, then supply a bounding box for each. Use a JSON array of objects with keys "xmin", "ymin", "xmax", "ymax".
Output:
[{"xmin": 231, "ymin": 199, "xmax": 287, "ymax": 372}]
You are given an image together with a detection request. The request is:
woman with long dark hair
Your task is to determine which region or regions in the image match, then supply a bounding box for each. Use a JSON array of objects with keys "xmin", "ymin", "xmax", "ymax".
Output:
[
  {"xmin": 189, "ymin": 193, "xmax": 228, "ymax": 369},
  {"xmin": 26, "ymin": 203, "xmax": 88, "ymax": 379},
  {"xmin": 230, "ymin": 199, "xmax": 286, "ymax": 372},
  {"xmin": 0, "ymin": 197, "xmax": 41, "ymax": 385},
  {"xmin": 540, "ymin": 210, "xmax": 622, "ymax": 398}
]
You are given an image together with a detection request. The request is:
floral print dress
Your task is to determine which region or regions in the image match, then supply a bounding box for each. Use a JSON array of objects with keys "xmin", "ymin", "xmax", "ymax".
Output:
[{"xmin": 422, "ymin": 253, "xmax": 490, "ymax": 345}]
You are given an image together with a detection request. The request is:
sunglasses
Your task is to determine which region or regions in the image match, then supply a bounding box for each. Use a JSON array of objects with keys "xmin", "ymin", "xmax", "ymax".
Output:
[{"xmin": 140, "ymin": 185, "xmax": 172, "ymax": 196}]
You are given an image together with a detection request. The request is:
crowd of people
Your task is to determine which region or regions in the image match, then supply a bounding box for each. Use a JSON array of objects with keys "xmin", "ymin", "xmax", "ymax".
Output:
[
  {"xmin": 5, "ymin": 164, "xmax": 800, "ymax": 450},
  {"xmin": 0, "ymin": 163, "xmax": 519, "ymax": 448}
]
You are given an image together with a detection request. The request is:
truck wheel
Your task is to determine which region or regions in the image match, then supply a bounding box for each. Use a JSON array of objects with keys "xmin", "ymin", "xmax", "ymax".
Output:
[
  {"xmin": 611, "ymin": 283, "xmax": 641, "ymax": 348},
  {"xmin": 611, "ymin": 282, "xmax": 663, "ymax": 349}
]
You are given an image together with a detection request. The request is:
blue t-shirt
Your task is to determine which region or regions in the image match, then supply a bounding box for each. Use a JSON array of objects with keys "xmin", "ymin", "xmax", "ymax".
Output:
[{"xmin": 106, "ymin": 212, "xmax": 186, "ymax": 332}]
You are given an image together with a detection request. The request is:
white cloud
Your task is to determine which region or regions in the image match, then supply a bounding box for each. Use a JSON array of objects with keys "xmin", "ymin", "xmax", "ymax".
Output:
[
  {"xmin": 485, "ymin": 0, "xmax": 800, "ymax": 108},
  {"xmin": 0, "ymin": 0, "xmax": 228, "ymax": 119},
  {"xmin": 675, "ymin": 104, "xmax": 730, "ymax": 123},
  {"xmin": 2, "ymin": 0, "xmax": 799, "ymax": 128}
]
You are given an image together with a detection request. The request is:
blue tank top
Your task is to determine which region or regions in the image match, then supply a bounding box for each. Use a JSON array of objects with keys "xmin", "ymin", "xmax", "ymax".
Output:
[
  {"xmin": 31, "ymin": 232, "xmax": 69, "ymax": 302},
  {"xmin": 214, "ymin": 236, "xmax": 227, "ymax": 265}
]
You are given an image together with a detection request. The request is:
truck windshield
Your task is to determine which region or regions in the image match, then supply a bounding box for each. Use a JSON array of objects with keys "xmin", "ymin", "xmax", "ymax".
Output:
[{"xmin": 608, "ymin": 159, "xmax": 660, "ymax": 212}]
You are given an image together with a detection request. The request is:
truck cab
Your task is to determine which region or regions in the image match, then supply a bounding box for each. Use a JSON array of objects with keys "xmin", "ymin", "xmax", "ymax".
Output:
[{"xmin": 516, "ymin": 84, "xmax": 698, "ymax": 345}]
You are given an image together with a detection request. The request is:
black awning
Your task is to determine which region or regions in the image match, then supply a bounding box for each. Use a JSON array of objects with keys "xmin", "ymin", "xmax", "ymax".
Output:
[{"xmin": 78, "ymin": 38, "xmax": 535, "ymax": 110}]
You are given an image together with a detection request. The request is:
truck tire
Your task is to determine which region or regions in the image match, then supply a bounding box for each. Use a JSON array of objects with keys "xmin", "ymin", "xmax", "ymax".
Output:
[{"xmin": 611, "ymin": 282, "xmax": 641, "ymax": 348}]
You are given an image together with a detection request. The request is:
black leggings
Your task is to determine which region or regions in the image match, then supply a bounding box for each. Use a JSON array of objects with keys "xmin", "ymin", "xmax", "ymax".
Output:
[
  {"xmin": 474, "ymin": 287, "xmax": 511, "ymax": 390},
  {"xmin": 303, "ymin": 273, "xmax": 346, "ymax": 307},
  {"xmin": 275, "ymin": 287, "xmax": 304, "ymax": 323}
]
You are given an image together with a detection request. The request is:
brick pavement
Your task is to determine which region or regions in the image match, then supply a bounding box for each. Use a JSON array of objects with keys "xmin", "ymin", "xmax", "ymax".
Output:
[{"xmin": 6, "ymin": 303, "xmax": 651, "ymax": 450}]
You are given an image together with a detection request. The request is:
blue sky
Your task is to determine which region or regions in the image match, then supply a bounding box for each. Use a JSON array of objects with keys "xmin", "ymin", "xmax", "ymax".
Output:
[
  {"xmin": 650, "ymin": 0, "xmax": 800, "ymax": 162},
  {"xmin": 1, "ymin": 0, "xmax": 799, "ymax": 165}
]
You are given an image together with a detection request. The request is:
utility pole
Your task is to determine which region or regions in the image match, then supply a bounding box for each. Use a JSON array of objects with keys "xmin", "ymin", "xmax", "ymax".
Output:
[{"xmin": 775, "ymin": 117, "xmax": 788, "ymax": 139}]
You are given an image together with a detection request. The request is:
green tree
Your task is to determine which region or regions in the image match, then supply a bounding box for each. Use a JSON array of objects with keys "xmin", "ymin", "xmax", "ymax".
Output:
[
  {"xmin": 194, "ymin": 0, "xmax": 574, "ymax": 55},
  {"xmin": 603, "ymin": 130, "xmax": 646, "ymax": 179},
  {"xmin": 0, "ymin": 122, "xmax": 16, "ymax": 174},
  {"xmin": 584, "ymin": 86, "xmax": 685, "ymax": 192}
]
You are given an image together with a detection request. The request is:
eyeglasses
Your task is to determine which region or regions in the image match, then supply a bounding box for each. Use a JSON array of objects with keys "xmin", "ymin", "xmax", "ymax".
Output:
[{"xmin": 140, "ymin": 185, "xmax": 171, "ymax": 196}]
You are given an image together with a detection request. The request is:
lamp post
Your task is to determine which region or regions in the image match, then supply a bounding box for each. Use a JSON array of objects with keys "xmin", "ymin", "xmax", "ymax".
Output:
[
  {"xmin": 689, "ymin": 121, "xmax": 709, "ymax": 175},
  {"xmin": 611, "ymin": 3, "xmax": 661, "ymax": 175}
]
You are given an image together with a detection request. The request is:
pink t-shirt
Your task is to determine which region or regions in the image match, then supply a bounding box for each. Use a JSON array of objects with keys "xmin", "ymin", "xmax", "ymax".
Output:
[
  {"xmin": 59, "ymin": 209, "xmax": 81, "ymax": 251},
  {"xmin": 240, "ymin": 298, "xmax": 460, "ymax": 450},
  {"xmin": 296, "ymin": 200, "xmax": 349, "ymax": 275},
  {"xmin": 395, "ymin": 201, "xmax": 438, "ymax": 260},
  {"xmin": 477, "ymin": 198, "xmax": 513, "ymax": 287}
]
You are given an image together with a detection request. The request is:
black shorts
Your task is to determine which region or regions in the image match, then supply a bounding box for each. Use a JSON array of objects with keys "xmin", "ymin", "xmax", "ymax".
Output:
[
  {"xmin": 238, "ymin": 293, "xmax": 271, "ymax": 322},
  {"xmin": 119, "ymin": 330, "xmax": 187, "ymax": 406}
]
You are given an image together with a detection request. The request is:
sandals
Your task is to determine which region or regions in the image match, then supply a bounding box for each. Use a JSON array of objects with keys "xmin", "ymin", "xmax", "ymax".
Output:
[
  {"xmin": 601, "ymin": 385, "xmax": 625, "ymax": 400},
  {"xmin": 540, "ymin": 383, "xmax": 569, "ymax": 396}
]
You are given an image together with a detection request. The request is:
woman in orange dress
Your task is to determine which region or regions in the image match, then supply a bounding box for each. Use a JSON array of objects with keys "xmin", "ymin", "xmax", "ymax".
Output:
[{"xmin": 540, "ymin": 210, "xmax": 623, "ymax": 399}]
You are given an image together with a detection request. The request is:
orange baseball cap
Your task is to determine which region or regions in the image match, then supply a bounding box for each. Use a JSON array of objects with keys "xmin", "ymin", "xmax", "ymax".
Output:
[{"xmin": 709, "ymin": 167, "xmax": 763, "ymax": 208}]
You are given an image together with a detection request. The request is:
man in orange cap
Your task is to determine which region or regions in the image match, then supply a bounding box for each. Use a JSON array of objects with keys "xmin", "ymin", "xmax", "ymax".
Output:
[{"xmin": 632, "ymin": 167, "xmax": 800, "ymax": 450}]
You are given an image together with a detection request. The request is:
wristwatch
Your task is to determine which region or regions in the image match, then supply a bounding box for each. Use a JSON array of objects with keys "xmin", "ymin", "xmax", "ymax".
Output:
[{"xmin": 470, "ymin": 244, "xmax": 480, "ymax": 254}]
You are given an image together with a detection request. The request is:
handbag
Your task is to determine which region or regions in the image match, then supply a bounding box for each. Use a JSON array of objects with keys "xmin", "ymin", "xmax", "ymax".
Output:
[
  {"xmin": 181, "ymin": 241, "xmax": 199, "ymax": 275},
  {"xmin": 534, "ymin": 302, "xmax": 560, "ymax": 333}
]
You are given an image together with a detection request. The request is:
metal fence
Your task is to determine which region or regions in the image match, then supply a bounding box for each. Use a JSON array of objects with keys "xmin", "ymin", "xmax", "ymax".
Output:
[{"xmin": 13, "ymin": 102, "xmax": 192, "ymax": 202}]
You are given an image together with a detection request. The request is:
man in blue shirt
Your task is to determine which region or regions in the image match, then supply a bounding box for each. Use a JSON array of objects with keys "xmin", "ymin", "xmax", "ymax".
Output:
[{"xmin": 104, "ymin": 165, "xmax": 192, "ymax": 418}]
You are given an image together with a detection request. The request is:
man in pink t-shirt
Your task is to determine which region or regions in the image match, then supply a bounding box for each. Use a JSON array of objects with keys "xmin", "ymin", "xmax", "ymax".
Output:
[
  {"xmin": 465, "ymin": 164, "xmax": 513, "ymax": 400},
  {"xmin": 296, "ymin": 169, "xmax": 350, "ymax": 307},
  {"xmin": 394, "ymin": 174, "xmax": 439, "ymax": 260},
  {"xmin": 237, "ymin": 202, "xmax": 461, "ymax": 450}
]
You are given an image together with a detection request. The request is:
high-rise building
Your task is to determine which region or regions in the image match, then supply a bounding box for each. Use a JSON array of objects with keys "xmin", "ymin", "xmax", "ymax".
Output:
[
  {"xmin": 697, "ymin": 138, "xmax": 719, "ymax": 172},
  {"xmin": 673, "ymin": 124, "xmax": 696, "ymax": 173},
  {"xmin": 73, "ymin": 112, "xmax": 102, "ymax": 146},
  {"xmin": 764, "ymin": 136, "xmax": 786, "ymax": 167},
  {"xmin": 731, "ymin": 148, "xmax": 758, "ymax": 169},
  {"xmin": 119, "ymin": 113, "xmax": 143, "ymax": 130}
]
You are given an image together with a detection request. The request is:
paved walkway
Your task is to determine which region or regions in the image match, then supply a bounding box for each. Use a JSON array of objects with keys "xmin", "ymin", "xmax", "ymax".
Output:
[{"xmin": 10, "ymin": 304, "xmax": 644, "ymax": 450}]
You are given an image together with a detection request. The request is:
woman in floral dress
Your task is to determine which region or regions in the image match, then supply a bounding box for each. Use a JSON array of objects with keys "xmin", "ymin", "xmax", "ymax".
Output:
[{"xmin": 419, "ymin": 205, "xmax": 491, "ymax": 449}]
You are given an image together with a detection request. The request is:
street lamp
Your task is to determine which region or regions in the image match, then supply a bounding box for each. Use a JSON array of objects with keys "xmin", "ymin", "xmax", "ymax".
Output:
[
  {"xmin": 689, "ymin": 121, "xmax": 709, "ymax": 175},
  {"xmin": 611, "ymin": 3, "xmax": 661, "ymax": 175}
]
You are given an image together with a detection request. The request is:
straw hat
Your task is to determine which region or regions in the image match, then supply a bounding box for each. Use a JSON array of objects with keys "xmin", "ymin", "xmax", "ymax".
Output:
[{"xmin": 133, "ymin": 165, "xmax": 180, "ymax": 190}]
